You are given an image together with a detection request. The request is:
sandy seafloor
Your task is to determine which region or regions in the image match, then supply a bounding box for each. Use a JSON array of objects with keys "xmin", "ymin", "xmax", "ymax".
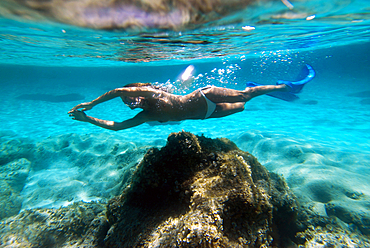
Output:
[{"xmin": 1, "ymin": 42, "xmax": 370, "ymax": 245}]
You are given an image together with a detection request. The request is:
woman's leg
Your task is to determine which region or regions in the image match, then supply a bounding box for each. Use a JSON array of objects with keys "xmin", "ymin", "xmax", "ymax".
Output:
[
  {"xmin": 208, "ymin": 102, "xmax": 245, "ymax": 118},
  {"xmin": 246, "ymin": 84, "xmax": 289, "ymax": 98},
  {"xmin": 203, "ymin": 85, "xmax": 288, "ymax": 103}
]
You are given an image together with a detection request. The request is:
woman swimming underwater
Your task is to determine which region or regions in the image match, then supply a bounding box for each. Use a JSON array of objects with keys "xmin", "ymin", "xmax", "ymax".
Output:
[{"xmin": 68, "ymin": 65, "xmax": 315, "ymax": 131}]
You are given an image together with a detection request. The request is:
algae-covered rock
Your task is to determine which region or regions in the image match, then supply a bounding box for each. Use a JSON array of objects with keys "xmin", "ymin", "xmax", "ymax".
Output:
[
  {"xmin": 0, "ymin": 201, "xmax": 108, "ymax": 248},
  {"xmin": 0, "ymin": 158, "xmax": 31, "ymax": 220},
  {"xmin": 105, "ymin": 131, "xmax": 299, "ymax": 247}
]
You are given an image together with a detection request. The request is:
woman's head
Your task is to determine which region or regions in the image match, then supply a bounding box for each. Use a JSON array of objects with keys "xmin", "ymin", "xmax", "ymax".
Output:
[
  {"xmin": 121, "ymin": 82, "xmax": 169, "ymax": 110},
  {"xmin": 119, "ymin": 83, "xmax": 151, "ymax": 109},
  {"xmin": 121, "ymin": 96, "xmax": 148, "ymax": 110}
]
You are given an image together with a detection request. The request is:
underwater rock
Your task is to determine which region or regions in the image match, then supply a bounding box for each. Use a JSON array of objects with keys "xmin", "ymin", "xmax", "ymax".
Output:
[
  {"xmin": 326, "ymin": 201, "xmax": 370, "ymax": 236},
  {"xmin": 0, "ymin": 135, "xmax": 35, "ymax": 220},
  {"xmin": 105, "ymin": 131, "xmax": 299, "ymax": 247},
  {"xmin": 0, "ymin": 158, "xmax": 31, "ymax": 220},
  {"xmin": 297, "ymin": 224, "xmax": 370, "ymax": 247},
  {"xmin": 22, "ymin": 133, "xmax": 150, "ymax": 210},
  {"xmin": 0, "ymin": 201, "xmax": 108, "ymax": 247},
  {"xmin": 0, "ymin": 132, "xmax": 148, "ymax": 218},
  {"xmin": 0, "ymin": 136, "xmax": 35, "ymax": 167}
]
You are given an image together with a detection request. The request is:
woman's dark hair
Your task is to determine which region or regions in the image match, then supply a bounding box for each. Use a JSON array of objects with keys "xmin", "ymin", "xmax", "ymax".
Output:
[
  {"xmin": 123, "ymin": 82, "xmax": 169, "ymax": 92},
  {"xmin": 123, "ymin": 83, "xmax": 153, "ymax": 88}
]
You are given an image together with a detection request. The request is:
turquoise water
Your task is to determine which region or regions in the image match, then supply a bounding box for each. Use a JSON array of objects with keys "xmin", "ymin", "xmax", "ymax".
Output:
[{"xmin": 1, "ymin": 0, "xmax": 370, "ymax": 245}]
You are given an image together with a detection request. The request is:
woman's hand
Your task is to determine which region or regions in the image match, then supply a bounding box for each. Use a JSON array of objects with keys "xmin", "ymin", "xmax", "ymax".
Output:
[
  {"xmin": 68, "ymin": 110, "xmax": 89, "ymax": 122},
  {"xmin": 69, "ymin": 102, "xmax": 94, "ymax": 112}
]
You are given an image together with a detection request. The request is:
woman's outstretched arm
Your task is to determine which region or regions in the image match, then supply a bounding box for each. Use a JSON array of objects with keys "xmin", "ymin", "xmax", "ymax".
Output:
[
  {"xmin": 70, "ymin": 89, "xmax": 122, "ymax": 112},
  {"xmin": 70, "ymin": 86, "xmax": 161, "ymax": 112},
  {"xmin": 68, "ymin": 110, "xmax": 150, "ymax": 131}
]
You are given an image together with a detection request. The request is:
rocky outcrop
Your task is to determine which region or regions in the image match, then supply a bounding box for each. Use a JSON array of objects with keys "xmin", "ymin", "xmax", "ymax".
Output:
[
  {"xmin": 2, "ymin": 131, "xmax": 368, "ymax": 247},
  {"xmin": 105, "ymin": 131, "xmax": 298, "ymax": 247},
  {"xmin": 0, "ymin": 158, "xmax": 31, "ymax": 220},
  {"xmin": 0, "ymin": 135, "xmax": 35, "ymax": 220},
  {"xmin": 0, "ymin": 133, "xmax": 147, "ymax": 216},
  {"xmin": 0, "ymin": 201, "xmax": 108, "ymax": 248}
]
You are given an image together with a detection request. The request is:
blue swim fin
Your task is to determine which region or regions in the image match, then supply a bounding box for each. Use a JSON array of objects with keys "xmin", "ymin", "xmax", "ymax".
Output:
[
  {"xmin": 246, "ymin": 82, "xmax": 299, "ymax": 102},
  {"xmin": 245, "ymin": 64, "xmax": 315, "ymax": 101},
  {"xmin": 277, "ymin": 64, "xmax": 315, "ymax": 94}
]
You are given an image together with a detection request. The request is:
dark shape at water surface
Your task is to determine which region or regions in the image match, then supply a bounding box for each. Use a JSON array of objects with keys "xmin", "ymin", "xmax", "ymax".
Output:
[
  {"xmin": 4, "ymin": 0, "xmax": 257, "ymax": 30},
  {"xmin": 347, "ymin": 90, "xmax": 370, "ymax": 98},
  {"xmin": 16, "ymin": 93, "xmax": 85, "ymax": 102}
]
